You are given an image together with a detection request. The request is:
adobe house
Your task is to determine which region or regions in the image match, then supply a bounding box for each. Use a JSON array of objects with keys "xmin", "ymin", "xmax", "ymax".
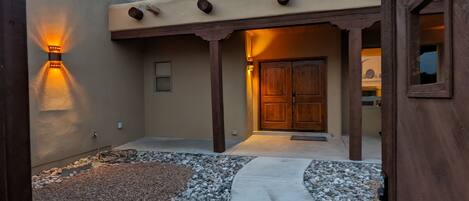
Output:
[
  {"xmin": 1, "ymin": 0, "xmax": 469, "ymax": 200},
  {"xmin": 19, "ymin": 0, "xmax": 384, "ymax": 174}
]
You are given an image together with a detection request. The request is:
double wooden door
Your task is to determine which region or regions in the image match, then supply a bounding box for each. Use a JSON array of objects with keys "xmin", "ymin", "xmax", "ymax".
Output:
[{"xmin": 260, "ymin": 59, "xmax": 326, "ymax": 131}]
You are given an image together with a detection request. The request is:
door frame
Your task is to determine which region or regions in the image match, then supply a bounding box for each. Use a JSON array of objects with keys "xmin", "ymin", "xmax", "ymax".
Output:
[
  {"xmin": 381, "ymin": 0, "xmax": 398, "ymax": 200},
  {"xmin": 257, "ymin": 57, "xmax": 328, "ymax": 132}
]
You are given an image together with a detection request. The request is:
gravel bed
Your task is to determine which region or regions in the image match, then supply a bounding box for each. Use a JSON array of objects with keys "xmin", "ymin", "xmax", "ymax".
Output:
[
  {"xmin": 135, "ymin": 152, "xmax": 255, "ymax": 201},
  {"xmin": 32, "ymin": 150, "xmax": 255, "ymax": 201},
  {"xmin": 303, "ymin": 160, "xmax": 382, "ymax": 201},
  {"xmin": 33, "ymin": 163, "xmax": 192, "ymax": 201}
]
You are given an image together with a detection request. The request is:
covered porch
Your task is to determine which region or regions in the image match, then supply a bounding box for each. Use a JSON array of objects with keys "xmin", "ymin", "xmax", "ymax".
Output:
[{"xmin": 109, "ymin": 2, "xmax": 382, "ymax": 161}]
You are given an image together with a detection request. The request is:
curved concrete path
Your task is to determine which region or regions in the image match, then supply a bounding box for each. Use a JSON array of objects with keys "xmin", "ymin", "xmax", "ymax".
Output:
[{"xmin": 231, "ymin": 157, "xmax": 313, "ymax": 201}]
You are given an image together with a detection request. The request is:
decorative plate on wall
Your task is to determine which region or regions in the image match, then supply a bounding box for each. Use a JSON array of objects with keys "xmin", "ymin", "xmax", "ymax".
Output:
[{"xmin": 365, "ymin": 69, "xmax": 375, "ymax": 79}]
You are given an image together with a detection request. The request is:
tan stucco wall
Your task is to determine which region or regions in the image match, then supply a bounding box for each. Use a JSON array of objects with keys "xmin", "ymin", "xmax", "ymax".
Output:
[
  {"xmin": 108, "ymin": 0, "xmax": 381, "ymax": 32},
  {"xmin": 27, "ymin": 0, "xmax": 145, "ymax": 170},
  {"xmin": 246, "ymin": 24, "xmax": 343, "ymax": 137},
  {"xmin": 143, "ymin": 33, "xmax": 247, "ymax": 141}
]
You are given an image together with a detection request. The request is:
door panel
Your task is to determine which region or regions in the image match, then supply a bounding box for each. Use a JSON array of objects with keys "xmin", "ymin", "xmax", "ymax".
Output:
[
  {"xmin": 260, "ymin": 62, "xmax": 292, "ymax": 130},
  {"xmin": 293, "ymin": 60, "xmax": 327, "ymax": 131},
  {"xmin": 387, "ymin": 0, "xmax": 469, "ymax": 200}
]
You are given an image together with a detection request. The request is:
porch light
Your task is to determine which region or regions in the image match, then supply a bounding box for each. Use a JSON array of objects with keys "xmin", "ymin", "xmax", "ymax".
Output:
[
  {"xmin": 247, "ymin": 61, "xmax": 254, "ymax": 72},
  {"xmin": 48, "ymin": 45, "xmax": 62, "ymax": 68}
]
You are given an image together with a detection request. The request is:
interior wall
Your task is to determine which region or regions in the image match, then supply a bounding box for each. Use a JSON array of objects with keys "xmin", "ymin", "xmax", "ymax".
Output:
[
  {"xmin": 27, "ymin": 0, "xmax": 145, "ymax": 171},
  {"xmin": 143, "ymin": 32, "xmax": 248, "ymax": 142},
  {"xmin": 361, "ymin": 48, "xmax": 382, "ymax": 136},
  {"xmin": 246, "ymin": 24, "xmax": 343, "ymax": 137}
]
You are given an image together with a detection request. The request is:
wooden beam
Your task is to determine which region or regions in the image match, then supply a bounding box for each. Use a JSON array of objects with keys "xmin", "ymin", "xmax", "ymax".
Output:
[
  {"xmin": 197, "ymin": 0, "xmax": 213, "ymax": 14},
  {"xmin": 128, "ymin": 7, "xmax": 144, "ymax": 20},
  {"xmin": 112, "ymin": 7, "xmax": 380, "ymax": 40},
  {"xmin": 0, "ymin": 0, "xmax": 32, "ymax": 200},
  {"xmin": 196, "ymin": 30, "xmax": 232, "ymax": 153},
  {"xmin": 348, "ymin": 28, "xmax": 363, "ymax": 161}
]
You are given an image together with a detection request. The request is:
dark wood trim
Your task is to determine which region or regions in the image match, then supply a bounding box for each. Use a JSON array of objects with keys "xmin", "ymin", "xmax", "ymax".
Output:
[
  {"xmin": 406, "ymin": 0, "xmax": 453, "ymax": 98},
  {"xmin": 209, "ymin": 40, "xmax": 226, "ymax": 153},
  {"xmin": 258, "ymin": 57, "xmax": 328, "ymax": 132},
  {"xmin": 381, "ymin": 0, "xmax": 397, "ymax": 199},
  {"xmin": 348, "ymin": 28, "xmax": 363, "ymax": 161},
  {"xmin": 0, "ymin": 0, "xmax": 32, "ymax": 200},
  {"xmin": 111, "ymin": 7, "xmax": 381, "ymax": 40}
]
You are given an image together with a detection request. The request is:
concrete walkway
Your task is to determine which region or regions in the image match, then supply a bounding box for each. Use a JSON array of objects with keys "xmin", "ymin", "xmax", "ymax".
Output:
[{"xmin": 231, "ymin": 157, "xmax": 313, "ymax": 201}]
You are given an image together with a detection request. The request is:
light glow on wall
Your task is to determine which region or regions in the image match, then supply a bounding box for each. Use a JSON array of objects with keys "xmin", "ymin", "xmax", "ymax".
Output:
[{"xmin": 34, "ymin": 63, "xmax": 73, "ymax": 111}]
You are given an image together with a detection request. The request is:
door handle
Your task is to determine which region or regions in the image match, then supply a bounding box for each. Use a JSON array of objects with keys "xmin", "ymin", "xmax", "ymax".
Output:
[{"xmin": 292, "ymin": 96, "xmax": 296, "ymax": 103}]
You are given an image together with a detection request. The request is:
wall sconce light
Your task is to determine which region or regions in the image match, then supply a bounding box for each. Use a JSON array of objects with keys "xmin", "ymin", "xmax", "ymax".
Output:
[
  {"xmin": 247, "ymin": 61, "xmax": 254, "ymax": 72},
  {"xmin": 48, "ymin": 45, "xmax": 62, "ymax": 68}
]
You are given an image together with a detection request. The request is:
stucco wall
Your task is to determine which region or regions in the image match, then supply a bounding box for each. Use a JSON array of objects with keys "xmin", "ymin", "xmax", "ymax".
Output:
[
  {"xmin": 143, "ymin": 33, "xmax": 247, "ymax": 141},
  {"xmin": 246, "ymin": 24, "xmax": 343, "ymax": 137},
  {"xmin": 27, "ymin": 0, "xmax": 145, "ymax": 170},
  {"xmin": 108, "ymin": 0, "xmax": 381, "ymax": 31}
]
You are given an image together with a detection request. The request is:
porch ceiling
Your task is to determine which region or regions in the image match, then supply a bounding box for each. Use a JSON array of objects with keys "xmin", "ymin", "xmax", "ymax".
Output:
[{"xmin": 109, "ymin": 0, "xmax": 380, "ymax": 32}]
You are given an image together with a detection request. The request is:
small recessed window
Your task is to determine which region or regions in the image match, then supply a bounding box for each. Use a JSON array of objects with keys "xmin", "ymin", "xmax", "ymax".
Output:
[
  {"xmin": 407, "ymin": 0, "xmax": 452, "ymax": 98},
  {"xmin": 155, "ymin": 62, "xmax": 172, "ymax": 92},
  {"xmin": 416, "ymin": 13, "xmax": 444, "ymax": 85}
]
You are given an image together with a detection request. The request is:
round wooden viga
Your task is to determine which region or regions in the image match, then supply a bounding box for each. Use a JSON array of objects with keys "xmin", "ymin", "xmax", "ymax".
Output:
[
  {"xmin": 128, "ymin": 7, "xmax": 144, "ymax": 20},
  {"xmin": 277, "ymin": 0, "xmax": 290, "ymax": 5},
  {"xmin": 197, "ymin": 0, "xmax": 213, "ymax": 14}
]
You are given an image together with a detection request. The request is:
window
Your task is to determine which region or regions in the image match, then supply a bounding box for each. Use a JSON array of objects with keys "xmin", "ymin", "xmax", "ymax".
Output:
[
  {"xmin": 155, "ymin": 62, "xmax": 172, "ymax": 92},
  {"xmin": 407, "ymin": 0, "xmax": 453, "ymax": 98}
]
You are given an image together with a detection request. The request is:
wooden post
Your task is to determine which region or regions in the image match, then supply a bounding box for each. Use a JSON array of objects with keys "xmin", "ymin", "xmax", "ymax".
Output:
[
  {"xmin": 196, "ymin": 29, "xmax": 233, "ymax": 153},
  {"xmin": 348, "ymin": 28, "xmax": 363, "ymax": 161},
  {"xmin": 0, "ymin": 0, "xmax": 32, "ymax": 200},
  {"xmin": 331, "ymin": 19, "xmax": 378, "ymax": 161},
  {"xmin": 209, "ymin": 40, "xmax": 225, "ymax": 153}
]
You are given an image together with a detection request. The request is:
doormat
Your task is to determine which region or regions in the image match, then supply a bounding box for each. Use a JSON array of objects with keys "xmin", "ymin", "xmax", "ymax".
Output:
[{"xmin": 290, "ymin": 135, "xmax": 328, "ymax": 142}]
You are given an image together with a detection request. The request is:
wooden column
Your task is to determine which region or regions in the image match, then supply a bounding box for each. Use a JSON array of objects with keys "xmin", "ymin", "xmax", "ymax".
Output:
[
  {"xmin": 348, "ymin": 28, "xmax": 363, "ymax": 161},
  {"xmin": 0, "ymin": 0, "xmax": 32, "ymax": 200},
  {"xmin": 332, "ymin": 19, "xmax": 378, "ymax": 161},
  {"xmin": 209, "ymin": 40, "xmax": 225, "ymax": 153},
  {"xmin": 196, "ymin": 29, "xmax": 233, "ymax": 153}
]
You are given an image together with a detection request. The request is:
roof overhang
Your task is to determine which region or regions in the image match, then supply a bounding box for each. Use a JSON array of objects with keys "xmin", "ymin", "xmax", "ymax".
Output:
[{"xmin": 109, "ymin": 0, "xmax": 381, "ymax": 40}]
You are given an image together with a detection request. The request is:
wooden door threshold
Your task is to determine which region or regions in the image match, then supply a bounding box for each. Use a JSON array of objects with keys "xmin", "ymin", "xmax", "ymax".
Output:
[{"xmin": 253, "ymin": 131, "xmax": 332, "ymax": 138}]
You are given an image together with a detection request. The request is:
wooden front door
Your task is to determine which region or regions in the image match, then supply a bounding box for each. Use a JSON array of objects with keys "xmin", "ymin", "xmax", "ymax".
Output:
[{"xmin": 260, "ymin": 59, "xmax": 326, "ymax": 131}]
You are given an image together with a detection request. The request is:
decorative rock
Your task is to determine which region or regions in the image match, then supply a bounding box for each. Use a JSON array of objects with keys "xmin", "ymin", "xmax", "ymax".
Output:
[
  {"xmin": 303, "ymin": 160, "xmax": 383, "ymax": 201},
  {"xmin": 32, "ymin": 150, "xmax": 254, "ymax": 201}
]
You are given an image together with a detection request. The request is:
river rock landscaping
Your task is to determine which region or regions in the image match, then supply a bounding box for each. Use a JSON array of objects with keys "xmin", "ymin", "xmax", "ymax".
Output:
[
  {"xmin": 303, "ymin": 160, "xmax": 383, "ymax": 201},
  {"xmin": 32, "ymin": 150, "xmax": 254, "ymax": 201}
]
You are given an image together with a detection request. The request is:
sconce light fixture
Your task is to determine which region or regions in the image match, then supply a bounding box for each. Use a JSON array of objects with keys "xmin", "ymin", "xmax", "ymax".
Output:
[
  {"xmin": 48, "ymin": 45, "xmax": 62, "ymax": 68},
  {"xmin": 247, "ymin": 61, "xmax": 254, "ymax": 72}
]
